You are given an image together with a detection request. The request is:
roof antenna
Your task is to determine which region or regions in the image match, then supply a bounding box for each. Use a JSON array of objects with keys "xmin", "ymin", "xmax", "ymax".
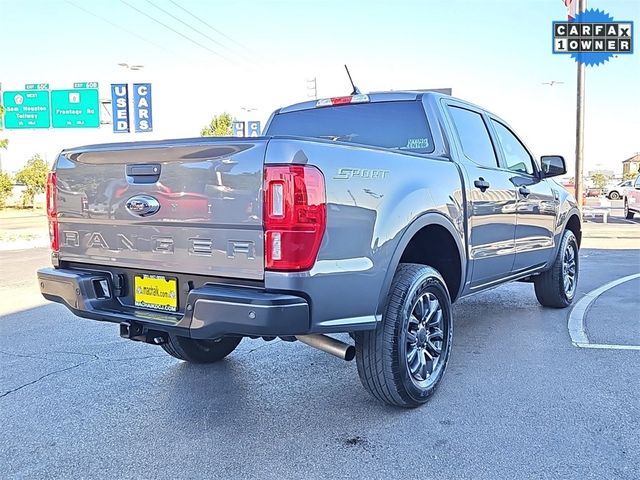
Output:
[{"xmin": 344, "ymin": 64, "xmax": 361, "ymax": 95}]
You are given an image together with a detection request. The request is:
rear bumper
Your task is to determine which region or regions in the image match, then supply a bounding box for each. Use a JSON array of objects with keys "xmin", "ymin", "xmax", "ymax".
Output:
[{"xmin": 38, "ymin": 267, "xmax": 310, "ymax": 339}]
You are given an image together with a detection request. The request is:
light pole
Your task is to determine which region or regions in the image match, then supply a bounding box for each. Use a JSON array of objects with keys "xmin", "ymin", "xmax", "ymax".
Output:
[
  {"xmin": 240, "ymin": 107, "xmax": 257, "ymax": 117},
  {"xmin": 114, "ymin": 63, "xmax": 145, "ymax": 135},
  {"xmin": 240, "ymin": 107, "xmax": 259, "ymax": 137},
  {"xmin": 307, "ymin": 78, "xmax": 317, "ymax": 99},
  {"xmin": 117, "ymin": 63, "xmax": 144, "ymax": 71}
]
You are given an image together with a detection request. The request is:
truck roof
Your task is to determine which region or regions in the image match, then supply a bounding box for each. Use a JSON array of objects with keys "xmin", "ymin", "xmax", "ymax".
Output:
[{"xmin": 278, "ymin": 90, "xmax": 451, "ymax": 114}]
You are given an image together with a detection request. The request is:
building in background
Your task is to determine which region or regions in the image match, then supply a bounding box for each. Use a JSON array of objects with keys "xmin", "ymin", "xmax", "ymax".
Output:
[{"xmin": 622, "ymin": 153, "xmax": 640, "ymax": 177}]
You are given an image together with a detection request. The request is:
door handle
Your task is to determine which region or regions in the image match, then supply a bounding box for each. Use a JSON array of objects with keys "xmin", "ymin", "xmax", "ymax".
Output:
[
  {"xmin": 474, "ymin": 178, "xmax": 490, "ymax": 192},
  {"xmin": 519, "ymin": 186, "xmax": 531, "ymax": 197}
]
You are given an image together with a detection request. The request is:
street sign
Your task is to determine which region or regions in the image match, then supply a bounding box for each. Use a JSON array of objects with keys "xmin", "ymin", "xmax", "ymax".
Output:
[
  {"xmin": 132, "ymin": 83, "xmax": 153, "ymax": 132},
  {"xmin": 73, "ymin": 82, "xmax": 99, "ymax": 89},
  {"xmin": 50, "ymin": 89, "xmax": 100, "ymax": 128},
  {"xmin": 2, "ymin": 90, "xmax": 50, "ymax": 129},
  {"xmin": 232, "ymin": 121, "xmax": 245, "ymax": 137},
  {"xmin": 25, "ymin": 83, "xmax": 49, "ymax": 90},
  {"xmin": 111, "ymin": 84, "xmax": 130, "ymax": 133},
  {"xmin": 247, "ymin": 121, "xmax": 261, "ymax": 137}
]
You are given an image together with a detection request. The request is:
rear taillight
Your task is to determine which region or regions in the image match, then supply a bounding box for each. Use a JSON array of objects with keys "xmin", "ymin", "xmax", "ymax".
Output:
[
  {"xmin": 264, "ymin": 165, "xmax": 326, "ymax": 271},
  {"xmin": 46, "ymin": 172, "xmax": 59, "ymax": 252}
]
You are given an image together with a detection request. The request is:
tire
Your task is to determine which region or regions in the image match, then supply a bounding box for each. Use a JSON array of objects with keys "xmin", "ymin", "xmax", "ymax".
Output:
[
  {"xmin": 609, "ymin": 191, "xmax": 620, "ymax": 200},
  {"xmin": 534, "ymin": 229, "xmax": 579, "ymax": 308},
  {"xmin": 161, "ymin": 335, "xmax": 242, "ymax": 363},
  {"xmin": 624, "ymin": 200, "xmax": 635, "ymax": 219},
  {"xmin": 355, "ymin": 264, "xmax": 453, "ymax": 408}
]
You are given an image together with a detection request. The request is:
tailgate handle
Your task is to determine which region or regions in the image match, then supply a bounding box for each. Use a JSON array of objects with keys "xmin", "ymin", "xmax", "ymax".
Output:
[{"xmin": 126, "ymin": 164, "xmax": 161, "ymax": 177}]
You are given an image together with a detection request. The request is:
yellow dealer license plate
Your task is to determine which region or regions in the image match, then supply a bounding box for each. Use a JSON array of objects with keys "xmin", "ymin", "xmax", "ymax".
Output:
[{"xmin": 134, "ymin": 275, "xmax": 178, "ymax": 312}]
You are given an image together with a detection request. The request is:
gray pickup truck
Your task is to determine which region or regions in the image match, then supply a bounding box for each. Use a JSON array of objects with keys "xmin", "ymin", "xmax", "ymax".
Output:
[{"xmin": 38, "ymin": 91, "xmax": 581, "ymax": 407}]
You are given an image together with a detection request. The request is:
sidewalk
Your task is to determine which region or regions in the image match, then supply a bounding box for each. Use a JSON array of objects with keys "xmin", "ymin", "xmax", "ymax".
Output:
[
  {"xmin": 581, "ymin": 222, "xmax": 640, "ymax": 249},
  {"xmin": 0, "ymin": 210, "xmax": 48, "ymax": 251}
]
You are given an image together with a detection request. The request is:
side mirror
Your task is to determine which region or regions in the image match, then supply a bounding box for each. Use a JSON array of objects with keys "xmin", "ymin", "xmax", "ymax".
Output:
[{"xmin": 540, "ymin": 155, "xmax": 567, "ymax": 178}]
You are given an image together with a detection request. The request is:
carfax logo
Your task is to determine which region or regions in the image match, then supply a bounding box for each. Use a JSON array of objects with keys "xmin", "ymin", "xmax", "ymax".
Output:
[{"xmin": 553, "ymin": 9, "xmax": 634, "ymax": 66}]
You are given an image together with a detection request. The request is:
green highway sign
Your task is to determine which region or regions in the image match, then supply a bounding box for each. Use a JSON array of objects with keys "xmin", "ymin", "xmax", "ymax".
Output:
[
  {"xmin": 74, "ymin": 82, "xmax": 98, "ymax": 89},
  {"xmin": 2, "ymin": 90, "xmax": 51, "ymax": 129},
  {"xmin": 73, "ymin": 82, "xmax": 99, "ymax": 89},
  {"xmin": 25, "ymin": 83, "xmax": 49, "ymax": 90},
  {"xmin": 50, "ymin": 89, "xmax": 100, "ymax": 128}
]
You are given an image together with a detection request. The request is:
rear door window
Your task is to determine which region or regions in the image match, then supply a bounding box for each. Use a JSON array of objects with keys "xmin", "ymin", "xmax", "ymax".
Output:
[
  {"xmin": 266, "ymin": 101, "xmax": 434, "ymax": 154},
  {"xmin": 447, "ymin": 106, "xmax": 499, "ymax": 168}
]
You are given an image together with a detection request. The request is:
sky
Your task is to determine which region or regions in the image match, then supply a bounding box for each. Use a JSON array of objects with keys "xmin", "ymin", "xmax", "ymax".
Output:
[{"xmin": 0, "ymin": 0, "xmax": 638, "ymax": 175}]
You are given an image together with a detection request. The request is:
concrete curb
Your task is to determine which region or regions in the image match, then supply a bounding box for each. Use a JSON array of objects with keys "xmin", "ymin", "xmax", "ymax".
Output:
[{"xmin": 568, "ymin": 273, "xmax": 640, "ymax": 351}]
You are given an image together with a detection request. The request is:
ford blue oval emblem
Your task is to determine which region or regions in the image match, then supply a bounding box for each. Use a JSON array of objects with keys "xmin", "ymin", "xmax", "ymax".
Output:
[{"xmin": 125, "ymin": 195, "xmax": 160, "ymax": 217}]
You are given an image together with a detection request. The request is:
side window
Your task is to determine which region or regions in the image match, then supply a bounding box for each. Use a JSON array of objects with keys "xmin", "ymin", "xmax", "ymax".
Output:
[
  {"xmin": 448, "ymin": 106, "xmax": 499, "ymax": 168},
  {"xmin": 491, "ymin": 120, "xmax": 535, "ymax": 175},
  {"xmin": 635, "ymin": 176, "xmax": 640, "ymax": 188}
]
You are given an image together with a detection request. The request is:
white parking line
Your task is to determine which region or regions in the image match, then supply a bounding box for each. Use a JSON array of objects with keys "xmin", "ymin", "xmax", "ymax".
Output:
[{"xmin": 568, "ymin": 273, "xmax": 640, "ymax": 350}]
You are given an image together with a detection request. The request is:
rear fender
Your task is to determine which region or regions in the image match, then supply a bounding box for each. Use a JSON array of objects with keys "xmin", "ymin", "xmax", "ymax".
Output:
[{"xmin": 376, "ymin": 213, "xmax": 467, "ymax": 316}]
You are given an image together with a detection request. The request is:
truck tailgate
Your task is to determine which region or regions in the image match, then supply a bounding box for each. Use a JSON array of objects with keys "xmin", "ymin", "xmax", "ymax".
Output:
[{"xmin": 54, "ymin": 139, "xmax": 266, "ymax": 280}]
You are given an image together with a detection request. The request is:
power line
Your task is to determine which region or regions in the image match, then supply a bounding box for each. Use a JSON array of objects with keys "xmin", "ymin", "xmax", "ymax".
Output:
[
  {"xmin": 143, "ymin": 0, "xmax": 243, "ymax": 61},
  {"xmin": 119, "ymin": 0, "xmax": 235, "ymax": 63},
  {"xmin": 167, "ymin": 0, "xmax": 253, "ymax": 54},
  {"xmin": 65, "ymin": 0, "xmax": 178, "ymax": 56}
]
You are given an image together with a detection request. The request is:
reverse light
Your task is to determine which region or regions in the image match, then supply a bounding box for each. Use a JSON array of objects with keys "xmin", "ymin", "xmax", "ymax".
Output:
[
  {"xmin": 46, "ymin": 171, "xmax": 59, "ymax": 252},
  {"xmin": 264, "ymin": 165, "xmax": 326, "ymax": 271},
  {"xmin": 315, "ymin": 94, "xmax": 370, "ymax": 108}
]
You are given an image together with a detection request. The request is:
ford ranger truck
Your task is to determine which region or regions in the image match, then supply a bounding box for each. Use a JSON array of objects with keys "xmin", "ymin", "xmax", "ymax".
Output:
[{"xmin": 38, "ymin": 91, "xmax": 581, "ymax": 408}]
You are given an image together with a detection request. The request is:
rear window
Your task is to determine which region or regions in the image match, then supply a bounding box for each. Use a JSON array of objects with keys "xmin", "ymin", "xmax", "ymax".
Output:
[{"xmin": 266, "ymin": 101, "xmax": 434, "ymax": 154}]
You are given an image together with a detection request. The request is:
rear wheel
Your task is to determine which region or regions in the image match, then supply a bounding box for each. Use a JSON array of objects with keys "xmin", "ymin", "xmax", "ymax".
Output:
[
  {"xmin": 534, "ymin": 229, "xmax": 579, "ymax": 308},
  {"xmin": 161, "ymin": 335, "xmax": 242, "ymax": 363},
  {"xmin": 355, "ymin": 264, "xmax": 453, "ymax": 408},
  {"xmin": 624, "ymin": 200, "xmax": 635, "ymax": 219}
]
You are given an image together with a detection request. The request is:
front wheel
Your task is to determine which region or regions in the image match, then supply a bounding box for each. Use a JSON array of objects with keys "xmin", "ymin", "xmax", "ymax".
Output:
[
  {"xmin": 161, "ymin": 335, "xmax": 242, "ymax": 363},
  {"xmin": 534, "ymin": 229, "xmax": 579, "ymax": 308},
  {"xmin": 355, "ymin": 264, "xmax": 453, "ymax": 408},
  {"xmin": 608, "ymin": 191, "xmax": 620, "ymax": 200}
]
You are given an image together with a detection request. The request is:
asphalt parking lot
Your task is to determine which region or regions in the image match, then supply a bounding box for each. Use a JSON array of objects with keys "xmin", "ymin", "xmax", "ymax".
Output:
[{"xmin": 1, "ymin": 221, "xmax": 639, "ymax": 479}]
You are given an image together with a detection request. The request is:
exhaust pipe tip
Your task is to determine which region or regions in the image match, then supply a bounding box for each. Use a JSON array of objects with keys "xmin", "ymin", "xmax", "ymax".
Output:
[
  {"xmin": 344, "ymin": 344, "xmax": 356, "ymax": 362},
  {"xmin": 295, "ymin": 334, "xmax": 355, "ymax": 361}
]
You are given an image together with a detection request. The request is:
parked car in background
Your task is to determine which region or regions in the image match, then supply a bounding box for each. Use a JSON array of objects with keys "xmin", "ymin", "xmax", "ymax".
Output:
[
  {"xmin": 585, "ymin": 187, "xmax": 603, "ymax": 198},
  {"xmin": 623, "ymin": 175, "xmax": 640, "ymax": 219},
  {"xmin": 605, "ymin": 179, "xmax": 633, "ymax": 200}
]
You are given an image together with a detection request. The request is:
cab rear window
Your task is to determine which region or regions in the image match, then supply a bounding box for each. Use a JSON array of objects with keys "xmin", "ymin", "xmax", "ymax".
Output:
[{"xmin": 266, "ymin": 101, "xmax": 434, "ymax": 154}]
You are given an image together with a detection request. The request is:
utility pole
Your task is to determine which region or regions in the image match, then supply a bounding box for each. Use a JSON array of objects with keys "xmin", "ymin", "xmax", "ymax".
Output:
[{"xmin": 574, "ymin": 0, "xmax": 586, "ymax": 207}]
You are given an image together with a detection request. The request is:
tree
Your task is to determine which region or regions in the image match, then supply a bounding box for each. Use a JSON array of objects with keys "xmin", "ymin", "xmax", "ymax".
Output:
[
  {"xmin": 0, "ymin": 171, "xmax": 12, "ymax": 209},
  {"xmin": 15, "ymin": 154, "xmax": 49, "ymax": 206},
  {"xmin": 200, "ymin": 113, "xmax": 233, "ymax": 137},
  {"xmin": 590, "ymin": 172, "xmax": 607, "ymax": 190},
  {"xmin": 0, "ymin": 105, "xmax": 8, "ymax": 150},
  {"xmin": 623, "ymin": 170, "xmax": 639, "ymax": 181}
]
